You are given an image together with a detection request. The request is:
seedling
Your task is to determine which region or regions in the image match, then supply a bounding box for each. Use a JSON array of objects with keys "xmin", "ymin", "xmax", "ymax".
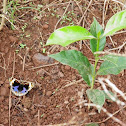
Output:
[
  {"xmin": 40, "ymin": 113, "xmax": 44, "ymax": 118},
  {"xmin": 42, "ymin": 48, "xmax": 46, "ymax": 53},
  {"xmin": 19, "ymin": 43, "xmax": 26, "ymax": 49},
  {"xmin": 56, "ymin": 105, "xmax": 60, "ymax": 108},
  {"xmin": 15, "ymin": 49, "xmax": 19, "ymax": 53},
  {"xmin": 26, "ymin": 34, "xmax": 30, "ymax": 38},
  {"xmin": 22, "ymin": 23, "xmax": 27, "ymax": 32},
  {"xmin": 46, "ymin": 10, "xmax": 126, "ymax": 112}
]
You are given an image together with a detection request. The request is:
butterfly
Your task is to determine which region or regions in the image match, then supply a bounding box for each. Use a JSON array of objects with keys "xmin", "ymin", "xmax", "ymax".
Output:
[{"xmin": 9, "ymin": 77, "xmax": 34, "ymax": 96}]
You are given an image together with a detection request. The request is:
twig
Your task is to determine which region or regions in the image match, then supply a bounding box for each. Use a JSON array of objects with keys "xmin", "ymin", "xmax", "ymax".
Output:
[
  {"xmin": 107, "ymin": 41, "xmax": 126, "ymax": 53},
  {"xmin": 9, "ymin": 87, "xmax": 12, "ymax": 126},
  {"xmin": 94, "ymin": 51, "xmax": 126, "ymax": 57},
  {"xmin": 0, "ymin": 0, "xmax": 6, "ymax": 31},
  {"xmin": 84, "ymin": 103, "xmax": 126, "ymax": 126},
  {"xmin": 12, "ymin": 52, "xmax": 16, "ymax": 78},
  {"xmin": 98, "ymin": 77, "xmax": 125, "ymax": 106},
  {"xmin": 96, "ymin": 105, "xmax": 126, "ymax": 124},
  {"xmin": 23, "ymin": 47, "xmax": 29, "ymax": 71},
  {"xmin": 54, "ymin": 0, "xmax": 72, "ymax": 30},
  {"xmin": 0, "ymin": 14, "xmax": 19, "ymax": 30},
  {"xmin": 109, "ymin": 36, "xmax": 115, "ymax": 47},
  {"xmin": 105, "ymin": 77, "xmax": 126, "ymax": 101},
  {"xmin": 61, "ymin": 78, "xmax": 84, "ymax": 89},
  {"xmin": 77, "ymin": 0, "xmax": 93, "ymax": 25},
  {"xmin": 37, "ymin": 110, "xmax": 40, "ymax": 126},
  {"xmin": 28, "ymin": 62, "xmax": 59, "ymax": 70},
  {"xmin": 0, "ymin": 52, "xmax": 7, "ymax": 77},
  {"xmin": 111, "ymin": 0, "xmax": 126, "ymax": 8},
  {"xmin": 102, "ymin": 0, "xmax": 108, "ymax": 29}
]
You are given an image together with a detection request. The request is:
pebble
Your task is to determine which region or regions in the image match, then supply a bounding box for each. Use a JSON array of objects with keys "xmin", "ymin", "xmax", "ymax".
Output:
[
  {"xmin": 42, "ymin": 24, "xmax": 49, "ymax": 29},
  {"xmin": 37, "ymin": 69, "xmax": 45, "ymax": 76},
  {"xmin": 0, "ymin": 96, "xmax": 4, "ymax": 102},
  {"xmin": 53, "ymin": 113, "xmax": 61, "ymax": 120},
  {"xmin": 0, "ymin": 81, "xmax": 4, "ymax": 85},
  {"xmin": 58, "ymin": 71, "xmax": 64, "ymax": 78},
  {"xmin": 24, "ymin": 108, "xmax": 28, "ymax": 112},
  {"xmin": 32, "ymin": 53, "xmax": 53, "ymax": 66},
  {"xmin": 4, "ymin": 106, "xmax": 8, "ymax": 110},
  {"xmin": 4, "ymin": 118, "xmax": 8, "ymax": 124},
  {"xmin": 74, "ymin": 7, "xmax": 79, "ymax": 11},
  {"xmin": 43, "ymin": 0, "xmax": 49, "ymax": 4},
  {"xmin": 22, "ymin": 97, "xmax": 32, "ymax": 109},
  {"xmin": 100, "ymin": 123, "xmax": 105, "ymax": 126},
  {"xmin": 0, "ymin": 87, "xmax": 7, "ymax": 96},
  {"xmin": 46, "ymin": 91, "xmax": 52, "ymax": 97},
  {"xmin": 64, "ymin": 65, "xmax": 71, "ymax": 70},
  {"xmin": 9, "ymin": 36, "xmax": 18, "ymax": 42},
  {"xmin": 4, "ymin": 47, "xmax": 9, "ymax": 53},
  {"xmin": 5, "ymin": 79, "xmax": 9, "ymax": 84},
  {"xmin": 72, "ymin": 75, "xmax": 76, "ymax": 80}
]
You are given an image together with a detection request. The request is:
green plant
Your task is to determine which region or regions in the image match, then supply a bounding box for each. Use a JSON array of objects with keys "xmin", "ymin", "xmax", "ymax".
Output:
[
  {"xmin": 21, "ymin": 23, "xmax": 27, "ymax": 32},
  {"xmin": 7, "ymin": 0, "xmax": 20, "ymax": 30},
  {"xmin": 19, "ymin": 43, "xmax": 26, "ymax": 48},
  {"xmin": 46, "ymin": 10, "xmax": 126, "ymax": 112}
]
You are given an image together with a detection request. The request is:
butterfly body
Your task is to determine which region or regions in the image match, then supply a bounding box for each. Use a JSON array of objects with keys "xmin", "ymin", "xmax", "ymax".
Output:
[{"xmin": 9, "ymin": 77, "xmax": 34, "ymax": 96}]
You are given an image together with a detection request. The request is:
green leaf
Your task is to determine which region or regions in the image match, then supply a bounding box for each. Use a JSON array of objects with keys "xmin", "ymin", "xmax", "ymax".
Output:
[
  {"xmin": 86, "ymin": 89, "xmax": 105, "ymax": 113},
  {"xmin": 102, "ymin": 90, "xmax": 117, "ymax": 101},
  {"xmin": 103, "ymin": 10, "xmax": 126, "ymax": 36},
  {"xmin": 85, "ymin": 123, "xmax": 99, "ymax": 126},
  {"xmin": 49, "ymin": 50, "xmax": 93, "ymax": 86},
  {"xmin": 90, "ymin": 17, "xmax": 106, "ymax": 53},
  {"xmin": 46, "ymin": 26, "xmax": 95, "ymax": 47},
  {"xmin": 97, "ymin": 55, "xmax": 126, "ymax": 75}
]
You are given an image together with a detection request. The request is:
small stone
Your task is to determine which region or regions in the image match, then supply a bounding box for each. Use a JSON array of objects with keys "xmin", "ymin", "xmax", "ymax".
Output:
[
  {"xmin": 0, "ymin": 87, "xmax": 7, "ymax": 96},
  {"xmin": 53, "ymin": 113, "xmax": 61, "ymax": 120},
  {"xmin": 60, "ymin": 47, "xmax": 66, "ymax": 51},
  {"xmin": 22, "ymin": 97, "xmax": 32, "ymax": 109},
  {"xmin": 70, "ymin": 46, "xmax": 78, "ymax": 50},
  {"xmin": 37, "ymin": 69, "xmax": 45, "ymax": 76},
  {"xmin": 32, "ymin": 53, "xmax": 53, "ymax": 66},
  {"xmin": 31, "ymin": 109, "xmax": 37, "ymax": 115},
  {"xmin": 42, "ymin": 24, "xmax": 49, "ymax": 29},
  {"xmin": 9, "ymin": 36, "xmax": 18, "ymax": 42},
  {"xmin": 46, "ymin": 91, "xmax": 52, "ymax": 97},
  {"xmin": 4, "ymin": 106, "xmax": 8, "ymax": 110},
  {"xmin": 4, "ymin": 47, "xmax": 9, "ymax": 53},
  {"xmin": 24, "ymin": 108, "xmax": 28, "ymax": 112},
  {"xmin": 74, "ymin": 7, "xmax": 79, "ymax": 11},
  {"xmin": 64, "ymin": 65, "xmax": 71, "ymax": 70},
  {"xmin": 58, "ymin": 71, "xmax": 64, "ymax": 78},
  {"xmin": 5, "ymin": 79, "xmax": 9, "ymax": 84},
  {"xmin": 1, "ymin": 47, "xmax": 4, "ymax": 52},
  {"xmin": 43, "ymin": 0, "xmax": 49, "ymax": 4},
  {"xmin": 100, "ymin": 123, "xmax": 105, "ymax": 126},
  {"xmin": 4, "ymin": 118, "xmax": 8, "ymax": 124},
  {"xmin": 72, "ymin": 75, "xmax": 76, "ymax": 80},
  {"xmin": 0, "ymin": 81, "xmax": 4, "ymax": 85},
  {"xmin": 0, "ymin": 96, "xmax": 4, "ymax": 102}
]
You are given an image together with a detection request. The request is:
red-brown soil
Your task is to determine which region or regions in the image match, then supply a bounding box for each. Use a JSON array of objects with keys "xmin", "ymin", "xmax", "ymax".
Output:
[{"xmin": 0, "ymin": 0, "xmax": 126, "ymax": 126}]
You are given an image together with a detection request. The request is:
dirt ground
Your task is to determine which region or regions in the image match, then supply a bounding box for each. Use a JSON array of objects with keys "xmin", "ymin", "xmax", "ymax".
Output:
[{"xmin": 0, "ymin": 0, "xmax": 126, "ymax": 126}]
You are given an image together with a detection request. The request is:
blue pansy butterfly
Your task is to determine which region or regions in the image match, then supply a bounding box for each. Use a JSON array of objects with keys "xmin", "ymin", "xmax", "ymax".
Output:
[{"xmin": 9, "ymin": 77, "xmax": 34, "ymax": 96}]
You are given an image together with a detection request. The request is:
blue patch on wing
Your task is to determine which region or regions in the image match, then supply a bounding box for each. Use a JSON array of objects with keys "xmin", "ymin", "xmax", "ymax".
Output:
[
  {"xmin": 21, "ymin": 87, "xmax": 27, "ymax": 93},
  {"xmin": 13, "ymin": 86, "xmax": 19, "ymax": 92}
]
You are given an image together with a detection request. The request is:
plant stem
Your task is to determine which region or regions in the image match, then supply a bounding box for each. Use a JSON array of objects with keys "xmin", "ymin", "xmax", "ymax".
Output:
[
  {"xmin": 91, "ymin": 38, "xmax": 100, "ymax": 89},
  {"xmin": 91, "ymin": 57, "xmax": 98, "ymax": 89}
]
